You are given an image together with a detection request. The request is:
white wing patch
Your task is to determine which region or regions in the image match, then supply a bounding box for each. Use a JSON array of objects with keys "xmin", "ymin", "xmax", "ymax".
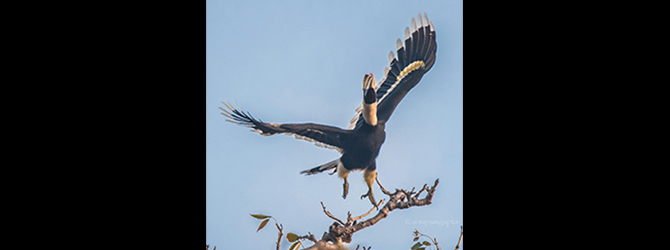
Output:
[
  {"xmin": 262, "ymin": 126, "xmax": 344, "ymax": 154},
  {"xmin": 377, "ymin": 60, "xmax": 425, "ymax": 104},
  {"xmin": 247, "ymin": 123, "xmax": 280, "ymax": 136},
  {"xmin": 221, "ymin": 101, "xmax": 344, "ymax": 154},
  {"xmin": 293, "ymin": 134, "xmax": 344, "ymax": 154},
  {"xmin": 347, "ymin": 13, "xmax": 433, "ymax": 130}
]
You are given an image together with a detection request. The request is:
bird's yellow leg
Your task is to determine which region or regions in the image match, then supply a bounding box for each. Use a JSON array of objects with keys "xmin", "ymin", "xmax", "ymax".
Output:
[
  {"xmin": 361, "ymin": 169, "xmax": 378, "ymax": 209},
  {"xmin": 338, "ymin": 164, "xmax": 351, "ymax": 199},
  {"xmin": 342, "ymin": 177, "xmax": 349, "ymax": 199}
]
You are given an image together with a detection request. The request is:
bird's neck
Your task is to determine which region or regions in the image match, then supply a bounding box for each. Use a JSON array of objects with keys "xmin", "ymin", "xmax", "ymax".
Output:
[{"xmin": 363, "ymin": 102, "xmax": 378, "ymax": 126}]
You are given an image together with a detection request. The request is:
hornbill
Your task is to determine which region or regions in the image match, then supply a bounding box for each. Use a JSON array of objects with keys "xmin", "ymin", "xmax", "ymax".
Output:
[{"xmin": 220, "ymin": 13, "xmax": 437, "ymax": 207}]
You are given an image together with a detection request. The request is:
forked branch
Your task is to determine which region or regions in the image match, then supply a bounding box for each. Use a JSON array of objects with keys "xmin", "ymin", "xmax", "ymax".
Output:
[{"xmin": 305, "ymin": 179, "xmax": 440, "ymax": 250}]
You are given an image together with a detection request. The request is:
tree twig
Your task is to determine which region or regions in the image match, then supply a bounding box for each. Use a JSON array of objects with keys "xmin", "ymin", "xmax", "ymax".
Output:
[
  {"xmin": 414, "ymin": 184, "xmax": 429, "ymax": 198},
  {"xmin": 298, "ymin": 232, "xmax": 318, "ymax": 243},
  {"xmin": 275, "ymin": 222, "xmax": 283, "ymax": 250},
  {"xmin": 375, "ymin": 176, "xmax": 393, "ymax": 196},
  {"xmin": 350, "ymin": 200, "xmax": 384, "ymax": 222},
  {"xmin": 454, "ymin": 225, "xmax": 463, "ymax": 250},
  {"xmin": 320, "ymin": 202, "xmax": 345, "ymax": 226}
]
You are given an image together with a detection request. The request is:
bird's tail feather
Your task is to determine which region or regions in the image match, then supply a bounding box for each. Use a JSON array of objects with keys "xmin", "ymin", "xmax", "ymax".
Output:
[{"xmin": 300, "ymin": 159, "xmax": 340, "ymax": 175}]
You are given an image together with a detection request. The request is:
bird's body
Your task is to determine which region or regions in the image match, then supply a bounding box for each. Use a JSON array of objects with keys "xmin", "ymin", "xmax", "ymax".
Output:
[
  {"xmin": 341, "ymin": 123, "xmax": 385, "ymax": 171},
  {"xmin": 220, "ymin": 13, "xmax": 437, "ymax": 207}
]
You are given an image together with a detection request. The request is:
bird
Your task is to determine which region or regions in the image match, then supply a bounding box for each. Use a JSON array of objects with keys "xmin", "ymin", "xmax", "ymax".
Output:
[{"xmin": 220, "ymin": 13, "xmax": 437, "ymax": 208}]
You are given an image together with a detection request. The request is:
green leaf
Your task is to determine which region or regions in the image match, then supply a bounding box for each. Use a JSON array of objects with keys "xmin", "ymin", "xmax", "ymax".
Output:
[
  {"xmin": 422, "ymin": 241, "xmax": 431, "ymax": 246},
  {"xmin": 289, "ymin": 241, "xmax": 301, "ymax": 250},
  {"xmin": 256, "ymin": 219, "xmax": 269, "ymax": 232},
  {"xmin": 411, "ymin": 242, "xmax": 422, "ymax": 250},
  {"xmin": 250, "ymin": 214, "xmax": 270, "ymax": 220},
  {"xmin": 286, "ymin": 233, "xmax": 299, "ymax": 242},
  {"xmin": 413, "ymin": 237, "xmax": 419, "ymax": 242},
  {"xmin": 417, "ymin": 248, "xmax": 425, "ymax": 250}
]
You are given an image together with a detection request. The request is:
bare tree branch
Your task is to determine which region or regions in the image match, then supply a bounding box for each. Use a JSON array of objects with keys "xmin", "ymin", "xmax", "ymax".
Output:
[
  {"xmin": 298, "ymin": 232, "xmax": 318, "ymax": 243},
  {"xmin": 375, "ymin": 175, "xmax": 393, "ymax": 196},
  {"xmin": 306, "ymin": 179, "xmax": 440, "ymax": 250},
  {"xmin": 414, "ymin": 183, "xmax": 429, "ymax": 198},
  {"xmin": 454, "ymin": 225, "xmax": 463, "ymax": 250},
  {"xmin": 352, "ymin": 179, "xmax": 439, "ymax": 233},
  {"xmin": 350, "ymin": 200, "xmax": 384, "ymax": 222},
  {"xmin": 320, "ymin": 202, "xmax": 345, "ymax": 226}
]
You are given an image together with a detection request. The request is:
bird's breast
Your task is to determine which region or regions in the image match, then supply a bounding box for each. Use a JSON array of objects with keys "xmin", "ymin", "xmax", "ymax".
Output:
[{"xmin": 341, "ymin": 124, "xmax": 386, "ymax": 170}]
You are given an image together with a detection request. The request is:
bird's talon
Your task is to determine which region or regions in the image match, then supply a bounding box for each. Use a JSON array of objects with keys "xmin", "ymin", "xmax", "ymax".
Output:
[
  {"xmin": 342, "ymin": 182, "xmax": 349, "ymax": 199},
  {"xmin": 366, "ymin": 192, "xmax": 377, "ymax": 209}
]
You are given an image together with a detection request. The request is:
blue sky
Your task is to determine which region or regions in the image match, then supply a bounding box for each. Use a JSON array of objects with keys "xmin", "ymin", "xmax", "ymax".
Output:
[{"xmin": 206, "ymin": 0, "xmax": 462, "ymax": 249}]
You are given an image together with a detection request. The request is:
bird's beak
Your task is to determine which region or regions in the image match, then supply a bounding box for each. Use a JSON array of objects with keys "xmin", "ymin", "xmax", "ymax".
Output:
[
  {"xmin": 363, "ymin": 74, "xmax": 370, "ymax": 89},
  {"xmin": 370, "ymin": 73, "xmax": 376, "ymax": 89},
  {"xmin": 363, "ymin": 73, "xmax": 376, "ymax": 90}
]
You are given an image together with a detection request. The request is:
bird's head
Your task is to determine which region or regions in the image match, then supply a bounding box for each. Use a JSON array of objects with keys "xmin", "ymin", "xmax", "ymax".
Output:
[
  {"xmin": 362, "ymin": 73, "xmax": 378, "ymax": 126},
  {"xmin": 363, "ymin": 73, "xmax": 376, "ymax": 104}
]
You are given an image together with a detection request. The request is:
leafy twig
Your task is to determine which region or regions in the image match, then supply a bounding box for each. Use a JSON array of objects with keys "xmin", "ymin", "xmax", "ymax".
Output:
[
  {"xmin": 412, "ymin": 229, "xmax": 440, "ymax": 250},
  {"xmin": 249, "ymin": 214, "xmax": 283, "ymax": 250}
]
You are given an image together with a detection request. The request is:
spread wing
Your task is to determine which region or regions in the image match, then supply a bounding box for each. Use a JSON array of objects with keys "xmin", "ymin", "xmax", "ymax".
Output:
[
  {"xmin": 220, "ymin": 101, "xmax": 348, "ymax": 154},
  {"xmin": 349, "ymin": 13, "xmax": 437, "ymax": 129}
]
